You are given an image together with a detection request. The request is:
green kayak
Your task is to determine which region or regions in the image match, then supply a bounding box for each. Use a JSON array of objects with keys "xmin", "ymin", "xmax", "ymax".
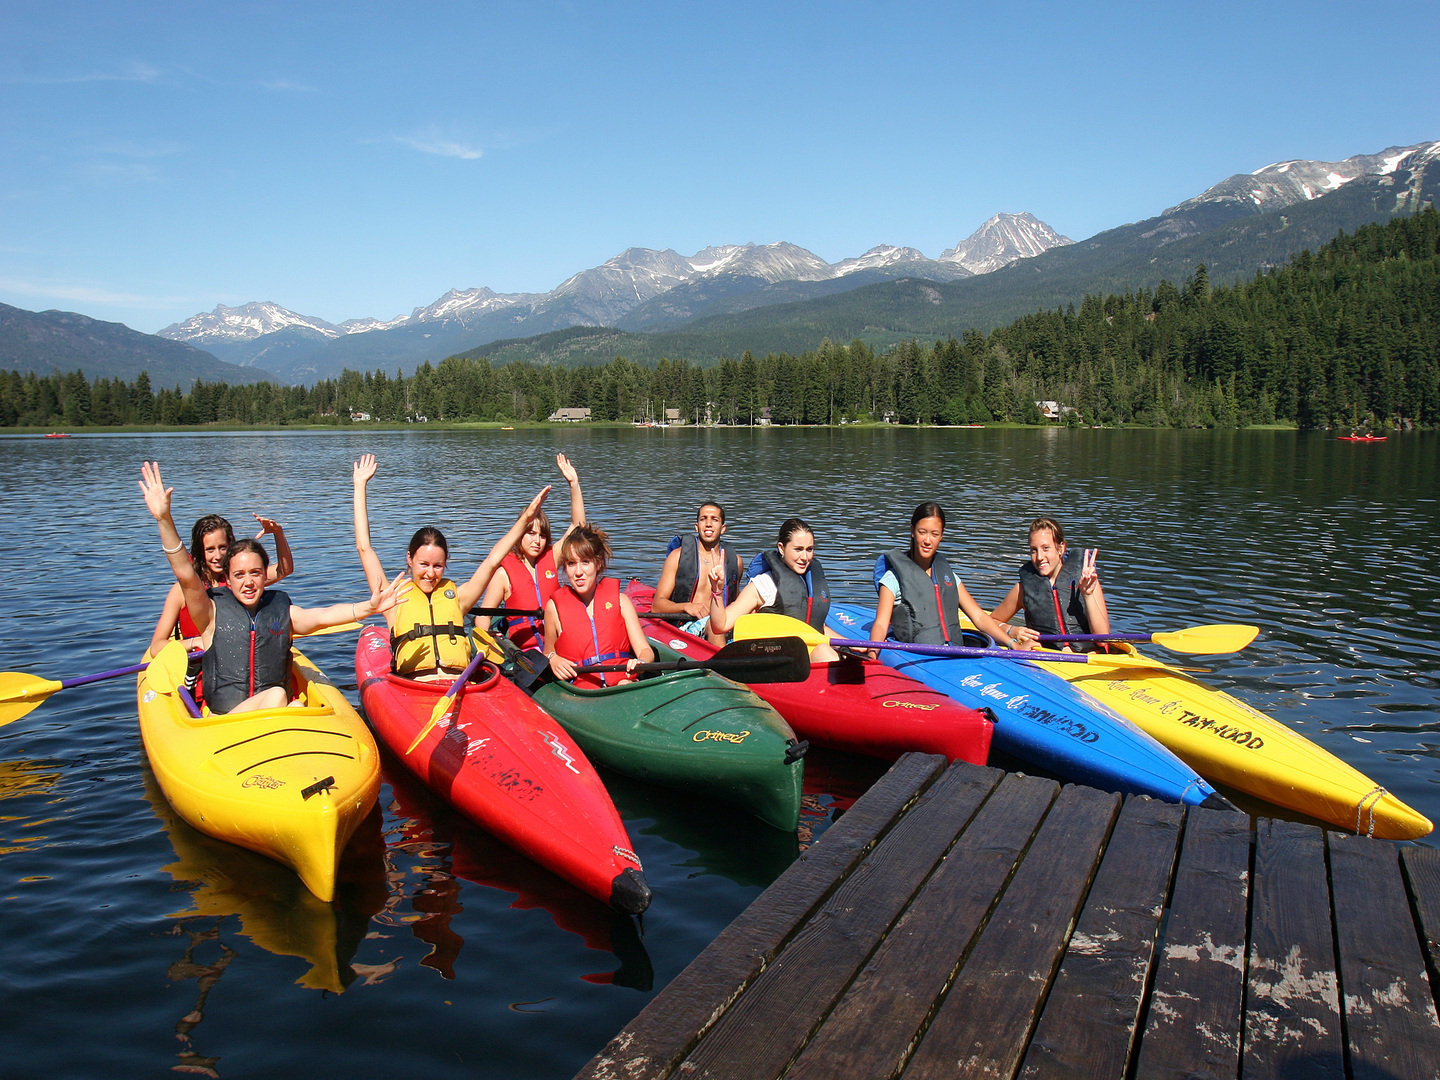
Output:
[{"xmin": 528, "ymin": 641, "xmax": 806, "ymax": 831}]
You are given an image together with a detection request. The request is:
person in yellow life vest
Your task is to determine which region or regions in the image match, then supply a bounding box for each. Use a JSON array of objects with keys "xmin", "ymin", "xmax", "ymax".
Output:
[{"xmin": 352, "ymin": 453, "xmax": 552, "ymax": 678}]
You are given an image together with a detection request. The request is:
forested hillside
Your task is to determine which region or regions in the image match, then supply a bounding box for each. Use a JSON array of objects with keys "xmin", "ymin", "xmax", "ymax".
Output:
[{"xmin": 4, "ymin": 210, "xmax": 1436, "ymax": 430}]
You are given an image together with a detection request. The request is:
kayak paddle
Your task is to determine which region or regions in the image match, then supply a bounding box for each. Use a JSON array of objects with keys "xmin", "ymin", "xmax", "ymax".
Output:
[
  {"xmin": 0, "ymin": 649, "xmax": 193, "ymax": 726},
  {"xmin": 404, "ymin": 649, "xmax": 489, "ymax": 755},
  {"xmin": 576, "ymin": 636, "xmax": 811, "ymax": 683},
  {"xmin": 1037, "ymin": 624, "xmax": 1259, "ymax": 654},
  {"xmin": 471, "ymin": 604, "xmax": 693, "ymax": 624},
  {"xmin": 733, "ymin": 614, "xmax": 1087, "ymax": 664}
]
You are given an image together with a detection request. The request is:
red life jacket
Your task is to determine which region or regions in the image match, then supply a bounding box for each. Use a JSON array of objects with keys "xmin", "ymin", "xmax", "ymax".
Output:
[
  {"xmin": 553, "ymin": 577, "xmax": 634, "ymax": 688},
  {"xmin": 500, "ymin": 549, "xmax": 560, "ymax": 650}
]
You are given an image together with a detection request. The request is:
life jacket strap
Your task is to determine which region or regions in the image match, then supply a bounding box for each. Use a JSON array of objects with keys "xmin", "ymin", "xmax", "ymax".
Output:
[{"xmin": 390, "ymin": 622, "xmax": 466, "ymax": 647}]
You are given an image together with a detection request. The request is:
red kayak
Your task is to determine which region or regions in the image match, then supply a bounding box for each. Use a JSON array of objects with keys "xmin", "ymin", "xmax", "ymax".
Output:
[
  {"xmin": 1338, "ymin": 434, "xmax": 1387, "ymax": 441},
  {"xmin": 626, "ymin": 581, "xmax": 993, "ymax": 765},
  {"xmin": 355, "ymin": 628, "xmax": 649, "ymax": 913}
]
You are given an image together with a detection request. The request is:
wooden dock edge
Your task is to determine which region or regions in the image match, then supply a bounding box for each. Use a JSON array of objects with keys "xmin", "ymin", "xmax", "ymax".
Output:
[{"xmin": 575, "ymin": 756, "xmax": 1440, "ymax": 1080}]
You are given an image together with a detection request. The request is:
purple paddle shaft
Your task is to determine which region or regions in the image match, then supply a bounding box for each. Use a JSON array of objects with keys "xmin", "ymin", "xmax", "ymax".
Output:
[
  {"xmin": 831, "ymin": 637, "xmax": 1088, "ymax": 664},
  {"xmin": 1038, "ymin": 633, "xmax": 1148, "ymax": 643}
]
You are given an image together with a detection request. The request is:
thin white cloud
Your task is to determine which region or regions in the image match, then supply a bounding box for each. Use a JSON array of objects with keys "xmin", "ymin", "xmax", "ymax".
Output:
[
  {"xmin": 392, "ymin": 126, "xmax": 484, "ymax": 160},
  {"xmin": 4, "ymin": 61, "xmax": 160, "ymax": 85},
  {"xmin": 0, "ymin": 278, "xmax": 195, "ymax": 308}
]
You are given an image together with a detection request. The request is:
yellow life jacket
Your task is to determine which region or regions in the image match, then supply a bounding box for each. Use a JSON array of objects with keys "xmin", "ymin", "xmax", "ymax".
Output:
[{"xmin": 390, "ymin": 579, "xmax": 471, "ymax": 673}]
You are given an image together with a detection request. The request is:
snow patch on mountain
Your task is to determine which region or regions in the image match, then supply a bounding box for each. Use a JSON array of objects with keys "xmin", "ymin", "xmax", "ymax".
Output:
[
  {"xmin": 159, "ymin": 301, "xmax": 341, "ymax": 343},
  {"xmin": 939, "ymin": 212, "xmax": 1074, "ymax": 275},
  {"xmin": 1172, "ymin": 142, "xmax": 1437, "ymax": 214}
]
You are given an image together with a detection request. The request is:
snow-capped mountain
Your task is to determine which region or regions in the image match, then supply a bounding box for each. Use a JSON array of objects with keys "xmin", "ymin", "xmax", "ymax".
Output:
[
  {"xmin": 940, "ymin": 213, "xmax": 1074, "ymax": 275},
  {"xmin": 1169, "ymin": 141, "xmax": 1440, "ymax": 216},
  {"xmin": 832, "ymin": 245, "xmax": 932, "ymax": 275},
  {"xmin": 160, "ymin": 301, "xmax": 343, "ymax": 343}
]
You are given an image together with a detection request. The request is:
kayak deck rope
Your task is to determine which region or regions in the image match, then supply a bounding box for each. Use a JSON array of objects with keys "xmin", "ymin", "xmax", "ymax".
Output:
[
  {"xmin": 1356, "ymin": 786, "xmax": 1388, "ymax": 838},
  {"xmin": 612, "ymin": 844, "xmax": 642, "ymax": 868}
]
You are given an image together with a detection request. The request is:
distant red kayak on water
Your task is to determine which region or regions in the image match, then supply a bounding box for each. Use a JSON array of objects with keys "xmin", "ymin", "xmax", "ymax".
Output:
[
  {"xmin": 44, "ymin": 432, "xmax": 70, "ymax": 438},
  {"xmin": 1338, "ymin": 434, "xmax": 1388, "ymax": 442}
]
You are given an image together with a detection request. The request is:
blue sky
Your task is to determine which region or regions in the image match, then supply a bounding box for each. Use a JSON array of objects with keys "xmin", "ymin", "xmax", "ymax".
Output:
[{"xmin": 2, "ymin": 1, "xmax": 1436, "ymax": 333}]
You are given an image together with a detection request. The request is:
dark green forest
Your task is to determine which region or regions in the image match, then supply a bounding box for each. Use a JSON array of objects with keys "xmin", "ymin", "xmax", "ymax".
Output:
[{"xmin": 4, "ymin": 209, "xmax": 1437, "ymax": 430}]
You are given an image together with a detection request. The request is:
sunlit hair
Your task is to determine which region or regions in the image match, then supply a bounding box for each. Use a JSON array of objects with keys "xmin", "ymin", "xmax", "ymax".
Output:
[
  {"xmin": 189, "ymin": 514, "xmax": 235, "ymax": 585},
  {"xmin": 907, "ymin": 502, "xmax": 947, "ymax": 560},
  {"xmin": 559, "ymin": 522, "xmax": 612, "ymax": 573},
  {"xmin": 224, "ymin": 538, "xmax": 270, "ymax": 576},
  {"xmin": 407, "ymin": 527, "xmax": 448, "ymax": 560},
  {"xmin": 697, "ymin": 501, "xmax": 726, "ymax": 524},
  {"xmin": 775, "ymin": 517, "xmax": 814, "ymax": 548},
  {"xmin": 1028, "ymin": 516, "xmax": 1066, "ymax": 548},
  {"xmin": 513, "ymin": 508, "xmax": 553, "ymax": 557}
]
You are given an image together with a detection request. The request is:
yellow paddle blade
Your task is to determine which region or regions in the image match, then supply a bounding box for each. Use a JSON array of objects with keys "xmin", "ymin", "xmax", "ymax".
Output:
[
  {"xmin": 1149, "ymin": 624, "xmax": 1259, "ymax": 654},
  {"xmin": 404, "ymin": 691, "xmax": 459, "ymax": 755},
  {"xmin": 148, "ymin": 640, "xmax": 190, "ymax": 696},
  {"xmin": 0, "ymin": 672, "xmax": 65, "ymax": 726},
  {"xmin": 735, "ymin": 613, "xmax": 829, "ymax": 648}
]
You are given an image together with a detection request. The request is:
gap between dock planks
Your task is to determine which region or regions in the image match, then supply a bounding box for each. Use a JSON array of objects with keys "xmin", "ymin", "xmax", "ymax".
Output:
[{"xmin": 576, "ymin": 756, "xmax": 1440, "ymax": 1080}]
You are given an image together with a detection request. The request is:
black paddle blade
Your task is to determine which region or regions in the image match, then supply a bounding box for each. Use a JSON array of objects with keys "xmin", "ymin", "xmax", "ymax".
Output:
[{"xmin": 704, "ymin": 636, "xmax": 811, "ymax": 683}]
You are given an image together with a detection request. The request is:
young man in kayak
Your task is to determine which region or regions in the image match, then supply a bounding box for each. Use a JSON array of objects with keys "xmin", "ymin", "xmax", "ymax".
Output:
[
  {"xmin": 352, "ymin": 454, "xmax": 554, "ymax": 678},
  {"xmin": 479, "ymin": 452, "xmax": 586, "ymax": 651},
  {"xmin": 650, "ymin": 501, "xmax": 744, "ymax": 646},
  {"xmin": 989, "ymin": 516, "xmax": 1109, "ymax": 651},
  {"xmin": 140, "ymin": 461, "xmax": 410, "ymax": 714},
  {"xmin": 543, "ymin": 523, "xmax": 655, "ymax": 687},
  {"xmin": 870, "ymin": 502, "xmax": 1025, "ymax": 652},
  {"xmin": 706, "ymin": 517, "xmax": 842, "ymax": 662}
]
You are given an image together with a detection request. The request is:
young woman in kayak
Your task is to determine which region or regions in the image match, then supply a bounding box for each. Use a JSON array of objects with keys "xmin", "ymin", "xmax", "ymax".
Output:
[
  {"xmin": 352, "ymin": 453, "xmax": 554, "ymax": 678},
  {"xmin": 479, "ymin": 452, "xmax": 585, "ymax": 650},
  {"xmin": 147, "ymin": 512, "xmax": 294, "ymax": 658},
  {"xmin": 141, "ymin": 461, "xmax": 409, "ymax": 714},
  {"xmin": 543, "ymin": 523, "xmax": 654, "ymax": 687},
  {"xmin": 870, "ymin": 502, "xmax": 1030, "ymax": 652},
  {"xmin": 989, "ymin": 516, "xmax": 1109, "ymax": 651},
  {"xmin": 705, "ymin": 517, "xmax": 841, "ymax": 662}
]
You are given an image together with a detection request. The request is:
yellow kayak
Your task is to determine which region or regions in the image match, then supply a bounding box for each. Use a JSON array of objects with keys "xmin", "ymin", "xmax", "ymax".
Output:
[
  {"xmin": 136, "ymin": 646, "xmax": 381, "ymax": 901},
  {"xmin": 1022, "ymin": 640, "xmax": 1432, "ymax": 840}
]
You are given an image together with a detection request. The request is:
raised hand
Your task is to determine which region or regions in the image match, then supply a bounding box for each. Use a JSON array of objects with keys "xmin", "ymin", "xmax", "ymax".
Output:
[
  {"xmin": 1078, "ymin": 548, "xmax": 1101, "ymax": 595},
  {"xmin": 523, "ymin": 484, "xmax": 554, "ymax": 521},
  {"xmin": 138, "ymin": 461, "xmax": 174, "ymax": 521},
  {"xmin": 371, "ymin": 571, "xmax": 412, "ymax": 616},
  {"xmin": 556, "ymin": 453, "xmax": 579, "ymax": 485},
  {"xmin": 353, "ymin": 453, "xmax": 377, "ymax": 486},
  {"xmin": 253, "ymin": 513, "xmax": 284, "ymax": 538}
]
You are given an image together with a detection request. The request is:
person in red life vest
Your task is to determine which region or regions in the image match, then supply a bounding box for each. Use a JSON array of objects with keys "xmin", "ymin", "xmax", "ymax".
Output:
[
  {"xmin": 352, "ymin": 454, "xmax": 554, "ymax": 679},
  {"xmin": 542, "ymin": 522, "xmax": 655, "ymax": 687},
  {"xmin": 141, "ymin": 461, "xmax": 409, "ymax": 714},
  {"xmin": 147, "ymin": 512, "xmax": 294, "ymax": 703},
  {"xmin": 480, "ymin": 452, "xmax": 586, "ymax": 650},
  {"xmin": 705, "ymin": 517, "xmax": 842, "ymax": 663},
  {"xmin": 869, "ymin": 502, "xmax": 1024, "ymax": 656},
  {"xmin": 988, "ymin": 516, "xmax": 1109, "ymax": 652},
  {"xmin": 649, "ymin": 501, "xmax": 744, "ymax": 647}
]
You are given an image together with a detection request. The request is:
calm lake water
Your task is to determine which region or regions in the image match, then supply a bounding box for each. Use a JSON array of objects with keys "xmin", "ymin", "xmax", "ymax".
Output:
[{"xmin": 1, "ymin": 427, "xmax": 1437, "ymax": 1079}]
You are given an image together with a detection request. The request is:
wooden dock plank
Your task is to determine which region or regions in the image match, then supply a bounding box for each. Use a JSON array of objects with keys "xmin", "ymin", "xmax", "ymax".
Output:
[
  {"xmin": 1017, "ymin": 796, "xmax": 1185, "ymax": 1080},
  {"xmin": 900, "ymin": 784, "xmax": 1122, "ymax": 1080},
  {"xmin": 784, "ymin": 772, "xmax": 1062, "ymax": 1080},
  {"xmin": 575, "ymin": 752, "xmax": 949, "ymax": 1080},
  {"xmin": 1242, "ymin": 819, "xmax": 1342, "ymax": 1080},
  {"xmin": 1329, "ymin": 833, "xmax": 1440, "ymax": 1079},
  {"xmin": 1132, "ymin": 807, "xmax": 1252, "ymax": 1080},
  {"xmin": 1404, "ymin": 846, "xmax": 1440, "ymax": 1009},
  {"xmin": 674, "ymin": 761, "xmax": 1006, "ymax": 1080}
]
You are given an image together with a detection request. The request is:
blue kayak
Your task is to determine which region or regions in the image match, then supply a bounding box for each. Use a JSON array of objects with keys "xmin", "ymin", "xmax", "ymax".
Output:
[{"xmin": 828, "ymin": 603, "xmax": 1229, "ymax": 808}]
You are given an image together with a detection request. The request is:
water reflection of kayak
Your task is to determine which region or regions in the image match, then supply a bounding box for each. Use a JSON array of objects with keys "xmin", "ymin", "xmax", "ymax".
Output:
[
  {"xmin": 383, "ymin": 761, "xmax": 652, "ymax": 990},
  {"xmin": 142, "ymin": 766, "xmax": 387, "ymax": 993}
]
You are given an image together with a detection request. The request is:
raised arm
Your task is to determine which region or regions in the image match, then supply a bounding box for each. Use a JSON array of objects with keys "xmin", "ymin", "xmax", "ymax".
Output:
[
  {"xmin": 455, "ymin": 485, "xmax": 553, "ymax": 610},
  {"xmin": 554, "ymin": 453, "xmax": 585, "ymax": 548},
  {"xmin": 1078, "ymin": 548, "xmax": 1110, "ymax": 635},
  {"xmin": 352, "ymin": 454, "xmax": 388, "ymax": 594},
  {"xmin": 254, "ymin": 514, "xmax": 294, "ymax": 584},
  {"xmin": 290, "ymin": 571, "xmax": 410, "ymax": 637},
  {"xmin": 139, "ymin": 462, "xmax": 211, "ymax": 632},
  {"xmin": 707, "ymin": 565, "xmax": 763, "ymax": 637}
]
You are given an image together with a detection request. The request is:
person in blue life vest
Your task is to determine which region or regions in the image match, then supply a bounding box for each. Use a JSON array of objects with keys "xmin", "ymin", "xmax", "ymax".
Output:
[
  {"xmin": 543, "ymin": 523, "xmax": 655, "ymax": 687},
  {"xmin": 141, "ymin": 461, "xmax": 410, "ymax": 714},
  {"xmin": 479, "ymin": 452, "xmax": 586, "ymax": 651},
  {"xmin": 869, "ymin": 502, "xmax": 1026, "ymax": 654},
  {"xmin": 705, "ymin": 517, "xmax": 842, "ymax": 662},
  {"xmin": 352, "ymin": 454, "xmax": 555, "ymax": 678},
  {"xmin": 650, "ymin": 501, "xmax": 745, "ymax": 646},
  {"xmin": 989, "ymin": 516, "xmax": 1109, "ymax": 651}
]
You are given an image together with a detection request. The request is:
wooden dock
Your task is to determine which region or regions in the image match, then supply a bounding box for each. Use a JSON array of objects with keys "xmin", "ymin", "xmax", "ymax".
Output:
[{"xmin": 576, "ymin": 754, "xmax": 1440, "ymax": 1080}]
